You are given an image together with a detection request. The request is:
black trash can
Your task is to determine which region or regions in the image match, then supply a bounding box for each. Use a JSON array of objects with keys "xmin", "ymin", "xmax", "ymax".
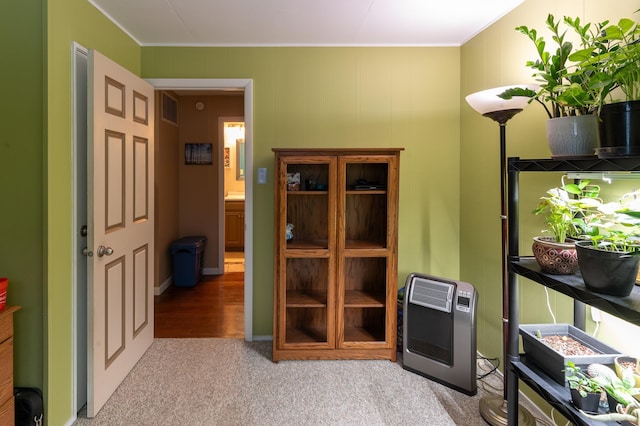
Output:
[{"xmin": 170, "ymin": 236, "xmax": 207, "ymax": 287}]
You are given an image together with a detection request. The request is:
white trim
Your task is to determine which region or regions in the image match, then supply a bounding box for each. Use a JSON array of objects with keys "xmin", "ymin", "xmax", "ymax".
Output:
[
  {"xmin": 71, "ymin": 41, "xmax": 89, "ymax": 424},
  {"xmin": 203, "ymin": 267, "xmax": 222, "ymax": 275},
  {"xmin": 87, "ymin": 0, "xmax": 142, "ymax": 45},
  {"xmin": 147, "ymin": 78, "xmax": 254, "ymax": 342},
  {"xmin": 154, "ymin": 276, "xmax": 173, "ymax": 296},
  {"xmin": 251, "ymin": 335, "xmax": 273, "ymax": 342}
]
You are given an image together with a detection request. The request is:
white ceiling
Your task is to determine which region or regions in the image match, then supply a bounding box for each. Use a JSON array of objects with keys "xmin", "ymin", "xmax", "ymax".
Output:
[{"xmin": 89, "ymin": 0, "xmax": 524, "ymax": 47}]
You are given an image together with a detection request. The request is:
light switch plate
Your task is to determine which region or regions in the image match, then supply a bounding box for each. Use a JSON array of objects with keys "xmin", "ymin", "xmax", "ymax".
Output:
[{"xmin": 257, "ymin": 167, "xmax": 267, "ymax": 184}]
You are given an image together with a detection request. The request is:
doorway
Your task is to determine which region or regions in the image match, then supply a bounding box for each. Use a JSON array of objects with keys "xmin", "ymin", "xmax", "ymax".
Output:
[
  {"xmin": 147, "ymin": 78, "xmax": 254, "ymax": 343},
  {"xmin": 221, "ymin": 118, "xmax": 245, "ymax": 274}
]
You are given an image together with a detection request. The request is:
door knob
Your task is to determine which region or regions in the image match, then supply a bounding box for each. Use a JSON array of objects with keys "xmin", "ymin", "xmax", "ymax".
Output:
[
  {"xmin": 97, "ymin": 245, "xmax": 114, "ymax": 257},
  {"xmin": 82, "ymin": 247, "xmax": 93, "ymax": 257}
]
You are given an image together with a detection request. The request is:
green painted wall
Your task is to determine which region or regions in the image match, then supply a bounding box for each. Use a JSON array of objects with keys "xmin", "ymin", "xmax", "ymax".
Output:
[
  {"xmin": 459, "ymin": 0, "xmax": 638, "ymax": 419},
  {"xmin": 142, "ymin": 46, "xmax": 463, "ymax": 336},
  {"xmin": 0, "ymin": 0, "xmax": 45, "ymax": 391}
]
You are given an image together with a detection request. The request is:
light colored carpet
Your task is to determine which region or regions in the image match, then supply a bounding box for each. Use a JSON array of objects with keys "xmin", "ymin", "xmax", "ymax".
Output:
[{"xmin": 73, "ymin": 339, "xmax": 501, "ymax": 426}]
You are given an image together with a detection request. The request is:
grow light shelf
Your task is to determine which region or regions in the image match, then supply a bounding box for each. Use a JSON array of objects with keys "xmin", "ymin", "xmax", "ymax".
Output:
[
  {"xmin": 512, "ymin": 356, "xmax": 619, "ymax": 426},
  {"xmin": 510, "ymin": 257, "xmax": 640, "ymax": 326},
  {"xmin": 508, "ymin": 157, "xmax": 640, "ymax": 173}
]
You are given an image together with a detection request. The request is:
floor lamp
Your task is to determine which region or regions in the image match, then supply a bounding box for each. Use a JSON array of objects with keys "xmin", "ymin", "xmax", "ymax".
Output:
[{"xmin": 465, "ymin": 85, "xmax": 537, "ymax": 426}]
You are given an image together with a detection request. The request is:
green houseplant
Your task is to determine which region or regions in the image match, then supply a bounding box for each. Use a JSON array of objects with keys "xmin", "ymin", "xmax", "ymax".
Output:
[
  {"xmin": 566, "ymin": 14, "xmax": 640, "ymax": 156},
  {"xmin": 499, "ymin": 15, "xmax": 607, "ymax": 158},
  {"xmin": 531, "ymin": 180, "xmax": 600, "ymax": 274},
  {"xmin": 576, "ymin": 190, "xmax": 640, "ymax": 296},
  {"xmin": 582, "ymin": 364, "xmax": 640, "ymax": 424},
  {"xmin": 564, "ymin": 361, "xmax": 604, "ymax": 413}
]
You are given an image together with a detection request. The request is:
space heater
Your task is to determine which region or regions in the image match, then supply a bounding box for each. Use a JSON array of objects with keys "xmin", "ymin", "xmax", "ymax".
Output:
[{"xmin": 402, "ymin": 272, "xmax": 478, "ymax": 395}]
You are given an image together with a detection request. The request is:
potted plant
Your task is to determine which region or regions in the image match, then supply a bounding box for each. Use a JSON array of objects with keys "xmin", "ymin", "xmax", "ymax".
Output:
[
  {"xmin": 594, "ymin": 366, "xmax": 640, "ymax": 412},
  {"xmin": 531, "ymin": 180, "xmax": 600, "ymax": 274},
  {"xmin": 576, "ymin": 190, "xmax": 640, "ymax": 296},
  {"xmin": 579, "ymin": 364, "xmax": 640, "ymax": 424},
  {"xmin": 499, "ymin": 15, "xmax": 604, "ymax": 158},
  {"xmin": 565, "ymin": 361, "xmax": 604, "ymax": 413},
  {"xmin": 568, "ymin": 15, "xmax": 640, "ymax": 157}
]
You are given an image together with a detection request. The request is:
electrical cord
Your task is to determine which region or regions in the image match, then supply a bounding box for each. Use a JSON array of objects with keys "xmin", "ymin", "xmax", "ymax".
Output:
[
  {"xmin": 544, "ymin": 287, "xmax": 557, "ymax": 324},
  {"xmin": 476, "ymin": 354, "xmax": 500, "ymax": 380}
]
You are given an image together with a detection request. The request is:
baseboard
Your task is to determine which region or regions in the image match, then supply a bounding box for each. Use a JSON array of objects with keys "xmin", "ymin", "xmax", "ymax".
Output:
[
  {"xmin": 155, "ymin": 275, "xmax": 173, "ymax": 295},
  {"xmin": 252, "ymin": 335, "xmax": 273, "ymax": 342},
  {"xmin": 203, "ymin": 267, "xmax": 221, "ymax": 275}
]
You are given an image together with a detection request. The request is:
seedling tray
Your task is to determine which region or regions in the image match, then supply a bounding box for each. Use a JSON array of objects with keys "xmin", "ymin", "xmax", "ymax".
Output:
[{"xmin": 520, "ymin": 323, "xmax": 621, "ymax": 386}]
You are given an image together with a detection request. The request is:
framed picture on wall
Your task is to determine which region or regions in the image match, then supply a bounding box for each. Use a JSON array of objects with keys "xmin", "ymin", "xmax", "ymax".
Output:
[{"xmin": 185, "ymin": 143, "xmax": 213, "ymax": 165}]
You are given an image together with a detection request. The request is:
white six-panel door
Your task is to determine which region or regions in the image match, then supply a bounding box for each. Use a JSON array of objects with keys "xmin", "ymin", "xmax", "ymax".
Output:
[{"xmin": 87, "ymin": 49, "xmax": 155, "ymax": 417}]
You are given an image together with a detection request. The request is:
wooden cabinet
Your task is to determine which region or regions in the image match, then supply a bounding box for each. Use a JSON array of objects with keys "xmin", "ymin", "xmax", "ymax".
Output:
[
  {"xmin": 0, "ymin": 306, "xmax": 19, "ymax": 426},
  {"xmin": 272, "ymin": 148, "xmax": 402, "ymax": 362},
  {"xmin": 225, "ymin": 201, "xmax": 244, "ymax": 251}
]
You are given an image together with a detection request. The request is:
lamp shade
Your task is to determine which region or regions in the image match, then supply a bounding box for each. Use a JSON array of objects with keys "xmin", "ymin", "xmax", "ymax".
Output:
[{"xmin": 465, "ymin": 84, "xmax": 538, "ymax": 115}]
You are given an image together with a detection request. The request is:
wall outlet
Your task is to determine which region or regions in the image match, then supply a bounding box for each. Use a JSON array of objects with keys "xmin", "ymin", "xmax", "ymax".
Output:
[
  {"xmin": 591, "ymin": 307, "xmax": 601, "ymax": 322},
  {"xmin": 257, "ymin": 167, "xmax": 267, "ymax": 184}
]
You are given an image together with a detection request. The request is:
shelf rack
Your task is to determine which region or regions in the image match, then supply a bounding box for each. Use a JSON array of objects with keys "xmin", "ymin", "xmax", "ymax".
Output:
[{"xmin": 506, "ymin": 157, "xmax": 640, "ymax": 425}]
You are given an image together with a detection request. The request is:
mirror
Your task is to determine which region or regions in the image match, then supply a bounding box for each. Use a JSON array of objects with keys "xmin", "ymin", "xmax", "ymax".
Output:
[{"xmin": 236, "ymin": 138, "xmax": 245, "ymax": 180}]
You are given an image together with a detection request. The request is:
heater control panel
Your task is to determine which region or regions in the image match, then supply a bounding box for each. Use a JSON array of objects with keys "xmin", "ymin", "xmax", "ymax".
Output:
[{"xmin": 456, "ymin": 289, "xmax": 473, "ymax": 313}]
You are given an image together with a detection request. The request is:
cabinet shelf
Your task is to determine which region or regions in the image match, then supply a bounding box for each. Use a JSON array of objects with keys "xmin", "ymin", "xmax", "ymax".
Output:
[
  {"xmin": 286, "ymin": 239, "xmax": 329, "ymax": 251},
  {"xmin": 346, "ymin": 190, "xmax": 387, "ymax": 195},
  {"xmin": 344, "ymin": 290, "xmax": 385, "ymax": 307},
  {"xmin": 344, "ymin": 240, "xmax": 387, "ymax": 251},
  {"xmin": 286, "ymin": 290, "xmax": 327, "ymax": 307},
  {"xmin": 344, "ymin": 326, "xmax": 385, "ymax": 342},
  {"xmin": 287, "ymin": 190, "xmax": 329, "ymax": 195},
  {"xmin": 285, "ymin": 326, "xmax": 328, "ymax": 344}
]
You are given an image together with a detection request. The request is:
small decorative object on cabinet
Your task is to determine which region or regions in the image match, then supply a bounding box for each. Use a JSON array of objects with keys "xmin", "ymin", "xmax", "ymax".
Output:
[
  {"xmin": 507, "ymin": 157, "xmax": 640, "ymax": 426},
  {"xmin": 272, "ymin": 148, "xmax": 402, "ymax": 362},
  {"xmin": 0, "ymin": 305, "xmax": 20, "ymax": 426}
]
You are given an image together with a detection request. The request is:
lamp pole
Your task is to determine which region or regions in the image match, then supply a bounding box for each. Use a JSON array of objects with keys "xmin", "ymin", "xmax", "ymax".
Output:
[{"xmin": 466, "ymin": 88, "xmax": 537, "ymax": 426}]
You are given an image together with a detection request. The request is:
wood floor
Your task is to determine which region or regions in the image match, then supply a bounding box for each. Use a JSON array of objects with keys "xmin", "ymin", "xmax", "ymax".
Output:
[{"xmin": 154, "ymin": 272, "xmax": 244, "ymax": 338}]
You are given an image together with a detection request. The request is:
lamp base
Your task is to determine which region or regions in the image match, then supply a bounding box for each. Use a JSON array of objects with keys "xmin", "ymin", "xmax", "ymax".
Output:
[{"xmin": 479, "ymin": 395, "xmax": 535, "ymax": 426}]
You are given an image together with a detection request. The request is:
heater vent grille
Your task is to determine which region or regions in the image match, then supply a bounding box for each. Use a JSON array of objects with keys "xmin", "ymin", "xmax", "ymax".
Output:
[{"xmin": 408, "ymin": 278, "xmax": 454, "ymax": 313}]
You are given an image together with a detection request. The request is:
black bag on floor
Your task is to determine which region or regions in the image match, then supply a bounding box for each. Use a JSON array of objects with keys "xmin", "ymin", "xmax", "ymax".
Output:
[{"xmin": 14, "ymin": 387, "xmax": 43, "ymax": 426}]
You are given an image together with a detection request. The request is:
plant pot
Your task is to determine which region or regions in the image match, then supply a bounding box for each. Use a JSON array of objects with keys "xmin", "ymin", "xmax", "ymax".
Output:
[
  {"xmin": 532, "ymin": 236, "xmax": 579, "ymax": 275},
  {"xmin": 597, "ymin": 100, "xmax": 640, "ymax": 157},
  {"xmin": 570, "ymin": 388, "xmax": 601, "ymax": 413},
  {"xmin": 615, "ymin": 356, "xmax": 640, "ymax": 388},
  {"xmin": 546, "ymin": 115, "xmax": 599, "ymax": 158},
  {"xmin": 576, "ymin": 241, "xmax": 640, "ymax": 297}
]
